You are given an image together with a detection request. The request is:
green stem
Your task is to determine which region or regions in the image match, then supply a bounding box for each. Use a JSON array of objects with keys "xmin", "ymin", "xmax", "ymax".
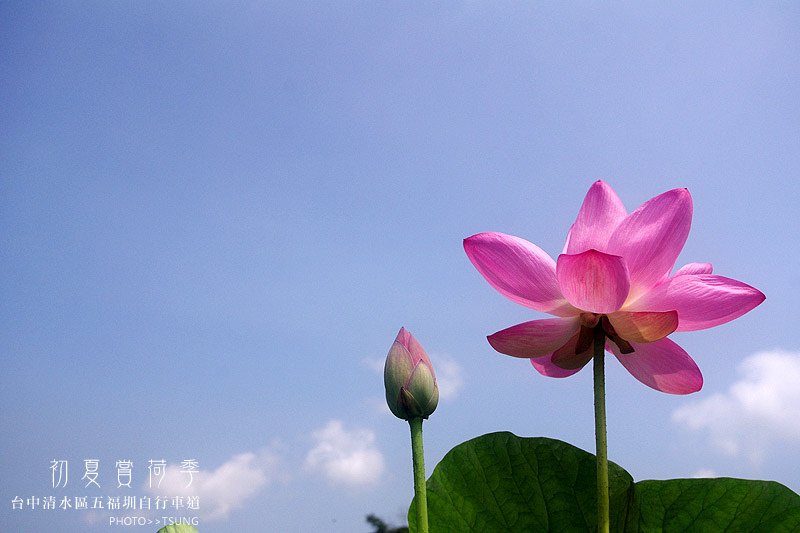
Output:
[
  {"xmin": 409, "ymin": 417, "xmax": 428, "ymax": 533},
  {"xmin": 593, "ymin": 327, "xmax": 610, "ymax": 533}
]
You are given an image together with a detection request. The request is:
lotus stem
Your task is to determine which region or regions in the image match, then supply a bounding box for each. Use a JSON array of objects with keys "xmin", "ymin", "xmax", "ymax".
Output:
[
  {"xmin": 409, "ymin": 417, "xmax": 428, "ymax": 533},
  {"xmin": 593, "ymin": 327, "xmax": 610, "ymax": 533}
]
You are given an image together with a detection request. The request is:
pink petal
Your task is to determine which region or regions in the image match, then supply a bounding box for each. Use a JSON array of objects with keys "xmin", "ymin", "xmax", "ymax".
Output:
[
  {"xmin": 531, "ymin": 353, "xmax": 586, "ymax": 378},
  {"xmin": 556, "ymin": 250, "xmax": 630, "ymax": 313},
  {"xmin": 395, "ymin": 327, "xmax": 434, "ymax": 368},
  {"xmin": 550, "ymin": 332, "xmax": 594, "ymax": 370},
  {"xmin": 608, "ymin": 337, "xmax": 703, "ymax": 394},
  {"xmin": 675, "ymin": 262, "xmax": 713, "ymax": 276},
  {"xmin": 464, "ymin": 232, "xmax": 577, "ymax": 316},
  {"xmin": 630, "ymin": 274, "xmax": 765, "ymax": 332},
  {"xmin": 606, "ymin": 310, "xmax": 678, "ymax": 343},
  {"xmin": 487, "ymin": 318, "xmax": 580, "ymax": 358},
  {"xmin": 607, "ymin": 188, "xmax": 692, "ymax": 296},
  {"xmin": 564, "ymin": 181, "xmax": 628, "ymax": 254}
]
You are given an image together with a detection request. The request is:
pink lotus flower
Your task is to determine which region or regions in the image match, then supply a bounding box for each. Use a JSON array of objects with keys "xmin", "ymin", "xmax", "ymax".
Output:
[{"xmin": 464, "ymin": 181, "xmax": 765, "ymax": 394}]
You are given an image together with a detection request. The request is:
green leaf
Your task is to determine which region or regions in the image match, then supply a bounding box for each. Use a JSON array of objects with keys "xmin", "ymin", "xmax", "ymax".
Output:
[
  {"xmin": 631, "ymin": 478, "xmax": 800, "ymax": 532},
  {"xmin": 156, "ymin": 524, "xmax": 198, "ymax": 533},
  {"xmin": 409, "ymin": 432, "xmax": 634, "ymax": 531},
  {"xmin": 409, "ymin": 432, "xmax": 800, "ymax": 532}
]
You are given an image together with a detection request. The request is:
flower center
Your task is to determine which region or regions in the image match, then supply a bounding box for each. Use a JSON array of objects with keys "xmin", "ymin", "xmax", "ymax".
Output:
[{"xmin": 577, "ymin": 313, "xmax": 635, "ymax": 355}]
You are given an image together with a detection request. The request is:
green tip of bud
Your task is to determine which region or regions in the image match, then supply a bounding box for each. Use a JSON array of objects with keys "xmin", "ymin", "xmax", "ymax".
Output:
[
  {"xmin": 156, "ymin": 524, "xmax": 198, "ymax": 533},
  {"xmin": 405, "ymin": 361, "xmax": 438, "ymax": 418}
]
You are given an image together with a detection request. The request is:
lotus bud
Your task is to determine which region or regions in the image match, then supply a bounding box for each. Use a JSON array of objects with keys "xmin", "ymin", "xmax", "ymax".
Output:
[{"xmin": 384, "ymin": 327, "xmax": 439, "ymax": 420}]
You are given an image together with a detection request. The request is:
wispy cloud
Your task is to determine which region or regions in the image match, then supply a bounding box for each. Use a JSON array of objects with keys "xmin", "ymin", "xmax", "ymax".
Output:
[
  {"xmin": 431, "ymin": 353, "xmax": 464, "ymax": 402},
  {"xmin": 362, "ymin": 357, "xmax": 385, "ymax": 373},
  {"xmin": 147, "ymin": 448, "xmax": 282, "ymax": 521},
  {"xmin": 692, "ymin": 468, "xmax": 718, "ymax": 478},
  {"xmin": 304, "ymin": 420, "xmax": 384, "ymax": 487},
  {"xmin": 672, "ymin": 350, "xmax": 800, "ymax": 464}
]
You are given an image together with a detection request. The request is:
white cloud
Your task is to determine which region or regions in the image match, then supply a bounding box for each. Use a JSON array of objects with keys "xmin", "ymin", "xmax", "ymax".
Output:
[
  {"xmin": 304, "ymin": 420, "xmax": 384, "ymax": 487},
  {"xmin": 366, "ymin": 395, "xmax": 392, "ymax": 416},
  {"xmin": 362, "ymin": 357, "xmax": 385, "ymax": 373},
  {"xmin": 146, "ymin": 448, "xmax": 281, "ymax": 521},
  {"xmin": 692, "ymin": 468, "xmax": 718, "ymax": 478},
  {"xmin": 672, "ymin": 350, "xmax": 800, "ymax": 464},
  {"xmin": 431, "ymin": 353, "xmax": 464, "ymax": 402}
]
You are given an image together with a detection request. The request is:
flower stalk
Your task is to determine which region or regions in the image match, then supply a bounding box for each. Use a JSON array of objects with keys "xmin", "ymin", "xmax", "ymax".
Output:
[
  {"xmin": 593, "ymin": 326, "xmax": 609, "ymax": 533},
  {"xmin": 409, "ymin": 417, "xmax": 428, "ymax": 533}
]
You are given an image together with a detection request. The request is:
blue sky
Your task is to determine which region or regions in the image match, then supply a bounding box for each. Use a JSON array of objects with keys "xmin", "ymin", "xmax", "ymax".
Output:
[{"xmin": 2, "ymin": 2, "xmax": 799, "ymax": 531}]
